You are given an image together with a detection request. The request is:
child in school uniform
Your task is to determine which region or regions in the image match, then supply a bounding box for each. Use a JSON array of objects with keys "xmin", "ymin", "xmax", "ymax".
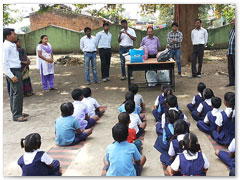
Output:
[
  {"xmin": 104, "ymin": 123, "xmax": 145, "ymax": 176},
  {"xmin": 212, "ymin": 92, "xmax": 235, "ymax": 145},
  {"xmin": 125, "ymin": 100, "xmax": 147, "ymax": 138},
  {"xmin": 191, "ymin": 88, "xmax": 214, "ymax": 121},
  {"xmin": 82, "ymin": 87, "xmax": 106, "ymax": 120},
  {"xmin": 215, "ymin": 138, "xmax": 235, "ymax": 174},
  {"xmin": 197, "ymin": 97, "xmax": 222, "ymax": 134},
  {"xmin": 187, "ymin": 82, "xmax": 206, "ymax": 112},
  {"xmin": 156, "ymin": 95, "xmax": 188, "ymax": 135},
  {"xmin": 55, "ymin": 102, "xmax": 93, "ymax": 146},
  {"xmin": 129, "ymin": 84, "xmax": 146, "ymax": 113},
  {"xmin": 154, "ymin": 110, "xmax": 180, "ymax": 166},
  {"xmin": 72, "ymin": 88, "xmax": 97, "ymax": 130},
  {"xmin": 18, "ymin": 133, "xmax": 62, "ymax": 176},
  {"xmin": 167, "ymin": 132, "xmax": 210, "ymax": 176},
  {"xmin": 168, "ymin": 119, "xmax": 190, "ymax": 162},
  {"xmin": 152, "ymin": 85, "xmax": 173, "ymax": 122}
]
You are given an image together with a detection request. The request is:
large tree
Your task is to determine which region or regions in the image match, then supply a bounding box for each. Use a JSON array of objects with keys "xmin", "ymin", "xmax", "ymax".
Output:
[{"xmin": 3, "ymin": 4, "xmax": 23, "ymax": 27}]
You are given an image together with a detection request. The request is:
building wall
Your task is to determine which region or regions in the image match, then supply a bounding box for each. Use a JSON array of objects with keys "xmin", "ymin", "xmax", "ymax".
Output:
[
  {"xmin": 19, "ymin": 23, "xmax": 232, "ymax": 55},
  {"xmin": 30, "ymin": 10, "xmax": 104, "ymax": 32}
]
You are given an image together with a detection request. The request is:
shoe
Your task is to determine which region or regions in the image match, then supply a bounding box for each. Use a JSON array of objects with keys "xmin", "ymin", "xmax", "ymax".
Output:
[
  {"xmin": 102, "ymin": 78, "xmax": 107, "ymax": 82},
  {"xmin": 225, "ymin": 84, "xmax": 235, "ymax": 87},
  {"xmin": 14, "ymin": 116, "xmax": 27, "ymax": 122},
  {"xmin": 130, "ymin": 77, "xmax": 134, "ymax": 80},
  {"xmin": 22, "ymin": 113, "xmax": 29, "ymax": 117},
  {"xmin": 44, "ymin": 89, "xmax": 50, "ymax": 93},
  {"xmin": 95, "ymin": 81, "xmax": 101, "ymax": 84},
  {"xmin": 50, "ymin": 87, "xmax": 58, "ymax": 90},
  {"xmin": 86, "ymin": 82, "xmax": 91, "ymax": 85},
  {"xmin": 197, "ymin": 75, "xmax": 201, "ymax": 78},
  {"xmin": 188, "ymin": 75, "xmax": 197, "ymax": 78},
  {"xmin": 121, "ymin": 76, "xmax": 126, "ymax": 80},
  {"xmin": 106, "ymin": 77, "xmax": 110, "ymax": 81}
]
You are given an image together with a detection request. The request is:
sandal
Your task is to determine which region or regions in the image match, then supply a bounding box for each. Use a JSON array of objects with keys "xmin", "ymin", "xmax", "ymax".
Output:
[{"xmin": 50, "ymin": 87, "xmax": 58, "ymax": 90}]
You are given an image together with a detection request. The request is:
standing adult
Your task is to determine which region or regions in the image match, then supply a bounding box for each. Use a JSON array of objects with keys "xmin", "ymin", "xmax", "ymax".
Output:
[
  {"xmin": 3, "ymin": 28, "xmax": 28, "ymax": 122},
  {"xmin": 190, "ymin": 19, "xmax": 208, "ymax": 78},
  {"xmin": 167, "ymin": 22, "xmax": 183, "ymax": 76},
  {"xmin": 80, "ymin": 27, "xmax": 100, "ymax": 85},
  {"xmin": 96, "ymin": 22, "xmax": 112, "ymax": 82},
  {"xmin": 225, "ymin": 18, "xmax": 235, "ymax": 87},
  {"xmin": 16, "ymin": 39, "xmax": 34, "ymax": 96},
  {"xmin": 118, "ymin": 19, "xmax": 136, "ymax": 80},
  {"xmin": 36, "ymin": 35, "xmax": 57, "ymax": 92},
  {"xmin": 140, "ymin": 26, "xmax": 160, "ymax": 58}
]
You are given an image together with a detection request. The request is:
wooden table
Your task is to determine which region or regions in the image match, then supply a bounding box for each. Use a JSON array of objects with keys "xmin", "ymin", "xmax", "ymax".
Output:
[{"xmin": 126, "ymin": 58, "xmax": 176, "ymax": 91}]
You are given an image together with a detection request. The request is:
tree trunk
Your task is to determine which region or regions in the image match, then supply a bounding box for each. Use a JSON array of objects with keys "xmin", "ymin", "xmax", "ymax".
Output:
[{"xmin": 174, "ymin": 4, "xmax": 201, "ymax": 66}]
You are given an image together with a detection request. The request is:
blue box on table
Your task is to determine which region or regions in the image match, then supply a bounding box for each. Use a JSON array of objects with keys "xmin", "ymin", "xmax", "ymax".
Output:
[{"xmin": 129, "ymin": 49, "xmax": 144, "ymax": 63}]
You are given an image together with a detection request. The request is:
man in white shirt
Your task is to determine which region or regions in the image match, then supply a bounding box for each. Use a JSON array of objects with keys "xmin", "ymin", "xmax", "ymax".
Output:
[
  {"xmin": 80, "ymin": 27, "xmax": 99, "ymax": 85},
  {"xmin": 118, "ymin": 19, "xmax": 136, "ymax": 80},
  {"xmin": 96, "ymin": 22, "xmax": 112, "ymax": 82},
  {"xmin": 190, "ymin": 19, "xmax": 208, "ymax": 78},
  {"xmin": 3, "ymin": 28, "xmax": 28, "ymax": 122}
]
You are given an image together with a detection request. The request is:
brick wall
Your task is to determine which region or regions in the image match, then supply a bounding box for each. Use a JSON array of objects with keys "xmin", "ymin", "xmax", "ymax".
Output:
[{"xmin": 30, "ymin": 10, "xmax": 104, "ymax": 32}]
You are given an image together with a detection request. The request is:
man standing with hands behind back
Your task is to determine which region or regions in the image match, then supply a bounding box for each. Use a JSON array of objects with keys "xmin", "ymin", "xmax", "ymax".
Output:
[
  {"xmin": 118, "ymin": 19, "xmax": 136, "ymax": 80},
  {"xmin": 3, "ymin": 28, "xmax": 28, "ymax": 122}
]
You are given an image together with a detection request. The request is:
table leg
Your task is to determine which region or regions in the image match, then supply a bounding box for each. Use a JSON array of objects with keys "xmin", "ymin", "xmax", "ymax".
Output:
[
  {"xmin": 127, "ymin": 67, "xmax": 131, "ymax": 90},
  {"xmin": 172, "ymin": 66, "xmax": 175, "ymax": 91}
]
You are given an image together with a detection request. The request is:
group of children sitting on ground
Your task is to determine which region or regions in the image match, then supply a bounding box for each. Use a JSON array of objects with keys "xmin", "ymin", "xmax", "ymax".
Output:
[
  {"xmin": 152, "ymin": 83, "xmax": 235, "ymax": 176},
  {"xmin": 17, "ymin": 82, "xmax": 235, "ymax": 176}
]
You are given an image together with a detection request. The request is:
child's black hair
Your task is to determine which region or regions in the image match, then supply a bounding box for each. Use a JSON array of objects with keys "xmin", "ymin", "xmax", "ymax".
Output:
[
  {"xmin": 129, "ymin": 84, "xmax": 138, "ymax": 95},
  {"xmin": 39, "ymin": 35, "xmax": 48, "ymax": 44},
  {"xmin": 169, "ymin": 119, "xmax": 190, "ymax": 142},
  {"xmin": 203, "ymin": 88, "xmax": 214, "ymax": 99},
  {"xmin": 197, "ymin": 82, "xmax": 206, "ymax": 97},
  {"xmin": 165, "ymin": 109, "xmax": 180, "ymax": 124},
  {"xmin": 125, "ymin": 91, "xmax": 134, "ymax": 101},
  {"xmin": 125, "ymin": 100, "xmax": 135, "ymax": 114},
  {"xmin": 60, "ymin": 102, "xmax": 74, "ymax": 117},
  {"xmin": 211, "ymin": 97, "xmax": 222, "ymax": 109},
  {"xmin": 118, "ymin": 112, "xmax": 130, "ymax": 125},
  {"xmin": 163, "ymin": 87, "xmax": 173, "ymax": 98},
  {"xmin": 21, "ymin": 133, "xmax": 41, "ymax": 152},
  {"xmin": 166, "ymin": 94, "xmax": 178, "ymax": 107},
  {"xmin": 71, "ymin": 88, "xmax": 83, "ymax": 100},
  {"xmin": 224, "ymin": 92, "xmax": 235, "ymax": 119},
  {"xmin": 83, "ymin": 87, "xmax": 92, "ymax": 98},
  {"xmin": 179, "ymin": 132, "xmax": 201, "ymax": 155},
  {"xmin": 112, "ymin": 123, "xmax": 129, "ymax": 143}
]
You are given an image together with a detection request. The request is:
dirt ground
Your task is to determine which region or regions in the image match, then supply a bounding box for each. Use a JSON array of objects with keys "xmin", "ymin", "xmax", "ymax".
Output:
[{"xmin": 3, "ymin": 50, "xmax": 234, "ymax": 176}]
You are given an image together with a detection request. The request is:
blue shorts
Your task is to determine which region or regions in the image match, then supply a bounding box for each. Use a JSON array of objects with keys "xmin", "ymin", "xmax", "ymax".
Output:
[
  {"xmin": 69, "ymin": 132, "xmax": 88, "ymax": 146},
  {"xmin": 85, "ymin": 118, "xmax": 96, "ymax": 129}
]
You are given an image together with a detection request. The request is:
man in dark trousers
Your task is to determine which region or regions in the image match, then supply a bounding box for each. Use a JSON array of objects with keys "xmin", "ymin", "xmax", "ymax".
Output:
[
  {"xmin": 3, "ymin": 28, "xmax": 28, "ymax": 122},
  {"xmin": 225, "ymin": 18, "xmax": 235, "ymax": 87},
  {"xmin": 96, "ymin": 22, "xmax": 112, "ymax": 82},
  {"xmin": 190, "ymin": 19, "xmax": 208, "ymax": 78}
]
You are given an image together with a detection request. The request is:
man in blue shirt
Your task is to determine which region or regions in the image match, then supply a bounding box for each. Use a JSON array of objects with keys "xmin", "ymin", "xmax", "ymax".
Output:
[
  {"xmin": 96, "ymin": 23, "xmax": 112, "ymax": 82},
  {"xmin": 104, "ymin": 123, "xmax": 145, "ymax": 176},
  {"xmin": 225, "ymin": 18, "xmax": 235, "ymax": 87}
]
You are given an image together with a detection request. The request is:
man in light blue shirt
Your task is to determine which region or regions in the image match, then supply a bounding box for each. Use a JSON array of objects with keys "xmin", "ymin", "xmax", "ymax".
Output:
[
  {"xmin": 96, "ymin": 23, "xmax": 112, "ymax": 82},
  {"xmin": 80, "ymin": 27, "xmax": 99, "ymax": 85}
]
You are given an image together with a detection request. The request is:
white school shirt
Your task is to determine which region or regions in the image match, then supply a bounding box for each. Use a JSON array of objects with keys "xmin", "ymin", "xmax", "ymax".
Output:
[
  {"xmin": 197, "ymin": 98, "xmax": 211, "ymax": 113},
  {"xmin": 72, "ymin": 100, "xmax": 89, "ymax": 130},
  {"xmin": 96, "ymin": 30, "xmax": 112, "ymax": 48},
  {"xmin": 82, "ymin": 97, "xmax": 100, "ymax": 118},
  {"xmin": 161, "ymin": 107, "xmax": 188, "ymax": 129},
  {"xmin": 23, "ymin": 149, "xmax": 53, "ymax": 165},
  {"xmin": 228, "ymin": 138, "xmax": 235, "ymax": 153},
  {"xmin": 154, "ymin": 93, "xmax": 164, "ymax": 106},
  {"xmin": 80, "ymin": 35, "xmax": 97, "ymax": 52},
  {"xmin": 36, "ymin": 43, "xmax": 54, "ymax": 76},
  {"xmin": 3, "ymin": 40, "xmax": 21, "ymax": 79},
  {"xmin": 215, "ymin": 108, "xmax": 235, "ymax": 127},
  {"xmin": 171, "ymin": 150, "xmax": 209, "ymax": 172},
  {"xmin": 168, "ymin": 134, "xmax": 185, "ymax": 157},
  {"xmin": 129, "ymin": 112, "xmax": 142, "ymax": 133},
  {"xmin": 134, "ymin": 94, "xmax": 144, "ymax": 112},
  {"xmin": 203, "ymin": 108, "xmax": 223, "ymax": 123},
  {"xmin": 191, "ymin": 27, "xmax": 208, "ymax": 45},
  {"xmin": 119, "ymin": 27, "xmax": 136, "ymax": 46},
  {"xmin": 192, "ymin": 93, "xmax": 202, "ymax": 105}
]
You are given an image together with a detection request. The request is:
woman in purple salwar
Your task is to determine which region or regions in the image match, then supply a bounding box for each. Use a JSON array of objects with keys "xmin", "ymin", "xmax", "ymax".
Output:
[{"xmin": 36, "ymin": 35, "xmax": 57, "ymax": 92}]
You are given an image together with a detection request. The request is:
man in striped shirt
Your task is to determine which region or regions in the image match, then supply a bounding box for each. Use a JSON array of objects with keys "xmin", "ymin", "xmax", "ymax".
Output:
[{"xmin": 225, "ymin": 18, "xmax": 235, "ymax": 87}]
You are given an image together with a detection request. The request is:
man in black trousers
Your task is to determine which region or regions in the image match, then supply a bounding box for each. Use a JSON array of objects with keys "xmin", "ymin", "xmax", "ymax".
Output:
[
  {"xmin": 96, "ymin": 22, "xmax": 112, "ymax": 82},
  {"xmin": 190, "ymin": 19, "xmax": 208, "ymax": 78},
  {"xmin": 225, "ymin": 18, "xmax": 235, "ymax": 87}
]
